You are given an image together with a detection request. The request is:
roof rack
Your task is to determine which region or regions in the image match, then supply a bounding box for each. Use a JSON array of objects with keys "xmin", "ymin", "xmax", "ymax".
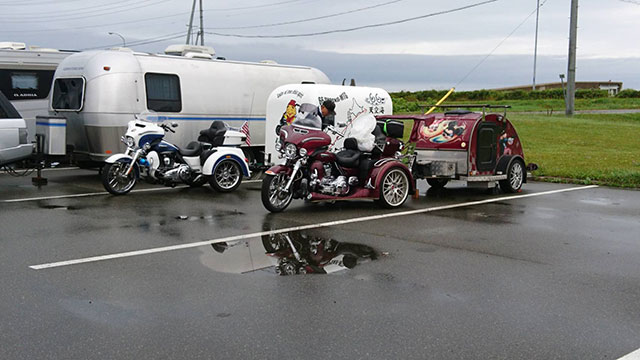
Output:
[{"xmin": 420, "ymin": 104, "xmax": 511, "ymax": 120}]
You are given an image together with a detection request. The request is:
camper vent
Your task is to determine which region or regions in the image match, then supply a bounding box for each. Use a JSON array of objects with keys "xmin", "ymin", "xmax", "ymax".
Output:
[
  {"xmin": 0, "ymin": 42, "xmax": 27, "ymax": 50},
  {"xmin": 184, "ymin": 52, "xmax": 213, "ymax": 60},
  {"xmin": 165, "ymin": 44, "xmax": 215, "ymax": 57}
]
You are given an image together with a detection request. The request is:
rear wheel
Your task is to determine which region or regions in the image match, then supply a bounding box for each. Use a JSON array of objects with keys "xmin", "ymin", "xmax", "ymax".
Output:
[
  {"xmin": 378, "ymin": 168, "xmax": 409, "ymax": 208},
  {"xmin": 210, "ymin": 160, "xmax": 242, "ymax": 192},
  {"xmin": 499, "ymin": 159, "xmax": 525, "ymax": 193},
  {"xmin": 102, "ymin": 161, "xmax": 137, "ymax": 195},
  {"xmin": 427, "ymin": 178, "xmax": 449, "ymax": 189},
  {"xmin": 261, "ymin": 173, "xmax": 293, "ymax": 212}
]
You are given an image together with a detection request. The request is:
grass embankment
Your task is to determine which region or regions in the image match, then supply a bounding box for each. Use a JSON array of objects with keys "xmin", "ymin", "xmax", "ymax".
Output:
[
  {"xmin": 509, "ymin": 113, "xmax": 640, "ymax": 188},
  {"xmin": 414, "ymin": 98, "xmax": 640, "ymax": 113},
  {"xmin": 459, "ymin": 98, "xmax": 640, "ymax": 112}
]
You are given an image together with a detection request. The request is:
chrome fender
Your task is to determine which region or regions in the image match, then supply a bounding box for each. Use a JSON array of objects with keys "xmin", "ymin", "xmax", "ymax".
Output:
[{"xmin": 202, "ymin": 147, "xmax": 250, "ymax": 177}]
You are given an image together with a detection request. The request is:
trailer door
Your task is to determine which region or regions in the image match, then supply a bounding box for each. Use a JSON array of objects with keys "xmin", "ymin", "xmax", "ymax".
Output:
[{"xmin": 476, "ymin": 122, "xmax": 498, "ymax": 172}]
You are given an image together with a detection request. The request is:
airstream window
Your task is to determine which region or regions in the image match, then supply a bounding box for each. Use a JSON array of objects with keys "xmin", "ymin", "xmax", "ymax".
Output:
[
  {"xmin": 145, "ymin": 73, "xmax": 182, "ymax": 112},
  {"xmin": 51, "ymin": 77, "xmax": 85, "ymax": 111}
]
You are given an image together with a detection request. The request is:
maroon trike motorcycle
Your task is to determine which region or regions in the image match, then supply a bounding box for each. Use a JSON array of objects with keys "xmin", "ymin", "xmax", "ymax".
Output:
[{"xmin": 261, "ymin": 110, "xmax": 414, "ymax": 213}]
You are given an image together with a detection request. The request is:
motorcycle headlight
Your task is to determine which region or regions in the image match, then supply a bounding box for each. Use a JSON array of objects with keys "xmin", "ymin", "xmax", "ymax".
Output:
[
  {"xmin": 299, "ymin": 147, "xmax": 308, "ymax": 157},
  {"xmin": 125, "ymin": 136, "xmax": 136, "ymax": 148},
  {"xmin": 285, "ymin": 143, "xmax": 297, "ymax": 159}
]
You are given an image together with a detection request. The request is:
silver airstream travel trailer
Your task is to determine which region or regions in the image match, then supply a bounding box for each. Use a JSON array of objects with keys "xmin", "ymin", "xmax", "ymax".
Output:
[
  {"xmin": 49, "ymin": 45, "xmax": 330, "ymax": 167},
  {"xmin": 0, "ymin": 42, "xmax": 73, "ymax": 142}
]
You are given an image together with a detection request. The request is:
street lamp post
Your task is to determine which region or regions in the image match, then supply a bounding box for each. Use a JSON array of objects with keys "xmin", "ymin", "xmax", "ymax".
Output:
[{"xmin": 108, "ymin": 32, "xmax": 126, "ymax": 47}]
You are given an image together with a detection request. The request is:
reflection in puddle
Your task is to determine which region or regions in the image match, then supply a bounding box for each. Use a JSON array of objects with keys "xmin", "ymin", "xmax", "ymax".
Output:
[{"xmin": 202, "ymin": 231, "xmax": 378, "ymax": 276}]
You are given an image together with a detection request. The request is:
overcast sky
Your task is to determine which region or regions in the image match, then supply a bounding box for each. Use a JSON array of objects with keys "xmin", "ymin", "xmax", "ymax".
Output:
[{"xmin": 1, "ymin": 0, "xmax": 638, "ymax": 90}]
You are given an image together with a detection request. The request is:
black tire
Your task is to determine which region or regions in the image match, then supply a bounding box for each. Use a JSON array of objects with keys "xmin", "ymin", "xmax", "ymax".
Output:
[
  {"xmin": 262, "ymin": 235, "xmax": 287, "ymax": 253},
  {"xmin": 499, "ymin": 159, "xmax": 525, "ymax": 193},
  {"xmin": 378, "ymin": 168, "xmax": 410, "ymax": 208},
  {"xmin": 210, "ymin": 160, "xmax": 242, "ymax": 192},
  {"xmin": 261, "ymin": 173, "xmax": 293, "ymax": 213},
  {"xmin": 427, "ymin": 178, "xmax": 449, "ymax": 189},
  {"xmin": 102, "ymin": 161, "xmax": 137, "ymax": 195}
]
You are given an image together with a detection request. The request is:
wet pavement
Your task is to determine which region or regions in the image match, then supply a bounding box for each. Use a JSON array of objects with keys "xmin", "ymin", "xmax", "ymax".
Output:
[{"xmin": 1, "ymin": 168, "xmax": 639, "ymax": 359}]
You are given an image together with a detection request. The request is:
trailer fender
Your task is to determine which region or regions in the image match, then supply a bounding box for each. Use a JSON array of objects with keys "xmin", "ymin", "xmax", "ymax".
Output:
[
  {"xmin": 202, "ymin": 147, "xmax": 250, "ymax": 177},
  {"xmin": 496, "ymin": 155, "xmax": 527, "ymax": 183}
]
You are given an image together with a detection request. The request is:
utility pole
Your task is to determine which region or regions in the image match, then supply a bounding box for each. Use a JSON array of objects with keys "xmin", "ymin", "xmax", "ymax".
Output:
[
  {"xmin": 186, "ymin": 0, "xmax": 197, "ymax": 44},
  {"xmin": 532, "ymin": 0, "xmax": 540, "ymax": 91},
  {"xmin": 566, "ymin": 0, "xmax": 579, "ymax": 116},
  {"xmin": 199, "ymin": 0, "xmax": 204, "ymax": 46}
]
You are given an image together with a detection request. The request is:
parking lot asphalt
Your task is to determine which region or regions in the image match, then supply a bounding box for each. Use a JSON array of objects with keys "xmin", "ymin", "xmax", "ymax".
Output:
[{"xmin": 1, "ymin": 168, "xmax": 639, "ymax": 359}]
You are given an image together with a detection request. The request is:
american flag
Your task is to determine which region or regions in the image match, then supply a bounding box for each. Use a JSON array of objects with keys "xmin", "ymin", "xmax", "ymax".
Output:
[{"xmin": 240, "ymin": 121, "xmax": 251, "ymax": 146}]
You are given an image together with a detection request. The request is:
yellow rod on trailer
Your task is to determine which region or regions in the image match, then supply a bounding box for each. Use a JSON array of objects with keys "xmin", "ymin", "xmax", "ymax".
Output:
[{"xmin": 424, "ymin": 87, "xmax": 455, "ymax": 115}]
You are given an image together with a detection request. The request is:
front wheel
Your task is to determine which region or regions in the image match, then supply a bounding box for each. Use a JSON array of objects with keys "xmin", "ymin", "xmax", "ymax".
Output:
[
  {"xmin": 261, "ymin": 173, "xmax": 293, "ymax": 213},
  {"xmin": 210, "ymin": 160, "xmax": 242, "ymax": 192},
  {"xmin": 102, "ymin": 161, "xmax": 137, "ymax": 195},
  {"xmin": 499, "ymin": 159, "xmax": 525, "ymax": 193},
  {"xmin": 378, "ymin": 168, "xmax": 410, "ymax": 208}
]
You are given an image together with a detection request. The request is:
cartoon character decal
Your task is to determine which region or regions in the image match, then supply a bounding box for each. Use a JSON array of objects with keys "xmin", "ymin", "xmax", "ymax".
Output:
[
  {"xmin": 281, "ymin": 100, "xmax": 298, "ymax": 125},
  {"xmin": 499, "ymin": 132, "xmax": 515, "ymax": 155},
  {"xmin": 420, "ymin": 119, "xmax": 466, "ymax": 144}
]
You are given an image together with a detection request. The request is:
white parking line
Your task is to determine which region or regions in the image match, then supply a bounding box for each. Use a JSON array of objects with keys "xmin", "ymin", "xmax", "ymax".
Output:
[
  {"xmin": 1, "ymin": 180, "xmax": 263, "ymax": 203},
  {"xmin": 619, "ymin": 348, "xmax": 640, "ymax": 360},
  {"xmin": 29, "ymin": 185, "xmax": 598, "ymax": 270}
]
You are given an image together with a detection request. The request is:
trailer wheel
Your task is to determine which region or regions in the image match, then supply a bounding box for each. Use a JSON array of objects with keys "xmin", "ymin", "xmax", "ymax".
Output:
[
  {"xmin": 210, "ymin": 160, "xmax": 242, "ymax": 192},
  {"xmin": 427, "ymin": 178, "xmax": 449, "ymax": 189},
  {"xmin": 378, "ymin": 168, "xmax": 409, "ymax": 208},
  {"xmin": 499, "ymin": 159, "xmax": 525, "ymax": 193}
]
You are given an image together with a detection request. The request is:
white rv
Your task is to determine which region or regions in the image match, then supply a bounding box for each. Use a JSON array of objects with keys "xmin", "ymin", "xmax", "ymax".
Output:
[
  {"xmin": 0, "ymin": 42, "xmax": 74, "ymax": 142},
  {"xmin": 49, "ymin": 45, "xmax": 330, "ymax": 166}
]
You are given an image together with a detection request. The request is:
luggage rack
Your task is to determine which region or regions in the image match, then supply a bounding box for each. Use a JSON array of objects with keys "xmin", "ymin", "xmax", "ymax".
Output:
[{"xmin": 420, "ymin": 104, "xmax": 511, "ymax": 120}]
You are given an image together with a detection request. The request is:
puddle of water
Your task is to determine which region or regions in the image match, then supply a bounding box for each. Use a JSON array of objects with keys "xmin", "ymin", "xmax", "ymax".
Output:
[{"xmin": 200, "ymin": 231, "xmax": 378, "ymax": 276}]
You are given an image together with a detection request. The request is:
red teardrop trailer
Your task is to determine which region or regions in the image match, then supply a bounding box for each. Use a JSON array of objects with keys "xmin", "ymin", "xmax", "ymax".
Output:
[{"xmin": 377, "ymin": 105, "xmax": 533, "ymax": 193}]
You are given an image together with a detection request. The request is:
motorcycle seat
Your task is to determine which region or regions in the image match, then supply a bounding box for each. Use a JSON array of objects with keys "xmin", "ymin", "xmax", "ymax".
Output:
[
  {"xmin": 198, "ymin": 121, "xmax": 227, "ymax": 146},
  {"xmin": 336, "ymin": 138, "xmax": 361, "ymax": 168},
  {"xmin": 180, "ymin": 141, "xmax": 203, "ymax": 156}
]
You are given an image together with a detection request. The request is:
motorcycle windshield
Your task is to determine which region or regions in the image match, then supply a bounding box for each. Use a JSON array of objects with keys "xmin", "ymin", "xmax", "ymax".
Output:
[
  {"xmin": 291, "ymin": 103, "xmax": 322, "ymax": 129},
  {"xmin": 137, "ymin": 111, "xmax": 169, "ymax": 123}
]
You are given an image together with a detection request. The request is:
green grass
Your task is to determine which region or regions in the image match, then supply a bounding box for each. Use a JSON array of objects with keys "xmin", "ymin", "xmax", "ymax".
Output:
[
  {"xmin": 510, "ymin": 113, "xmax": 640, "ymax": 187},
  {"xmin": 408, "ymin": 98, "xmax": 640, "ymax": 113}
]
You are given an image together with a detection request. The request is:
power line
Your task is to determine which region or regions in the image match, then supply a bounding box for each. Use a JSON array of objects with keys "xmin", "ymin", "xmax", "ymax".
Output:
[
  {"xmin": 205, "ymin": 0, "xmax": 306, "ymax": 11},
  {"xmin": 207, "ymin": 0, "xmax": 405, "ymax": 30},
  {"xmin": 0, "ymin": 0, "xmax": 173, "ymax": 22},
  {"xmin": 206, "ymin": 0, "xmax": 499, "ymax": 38},
  {"xmin": 455, "ymin": 0, "xmax": 550, "ymax": 87},
  {"xmin": 5, "ymin": 0, "xmax": 146, "ymax": 16},
  {"xmin": 80, "ymin": 31, "xmax": 186, "ymax": 50},
  {"xmin": 0, "ymin": 11, "xmax": 189, "ymax": 34}
]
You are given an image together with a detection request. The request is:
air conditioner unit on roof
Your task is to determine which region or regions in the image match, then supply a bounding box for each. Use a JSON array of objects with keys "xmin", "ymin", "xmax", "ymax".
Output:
[
  {"xmin": 0, "ymin": 42, "xmax": 27, "ymax": 50},
  {"xmin": 164, "ymin": 44, "xmax": 215, "ymax": 57}
]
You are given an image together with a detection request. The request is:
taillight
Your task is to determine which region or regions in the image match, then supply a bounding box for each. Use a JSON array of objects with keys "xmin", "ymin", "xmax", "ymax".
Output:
[{"xmin": 19, "ymin": 128, "xmax": 28, "ymax": 144}]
